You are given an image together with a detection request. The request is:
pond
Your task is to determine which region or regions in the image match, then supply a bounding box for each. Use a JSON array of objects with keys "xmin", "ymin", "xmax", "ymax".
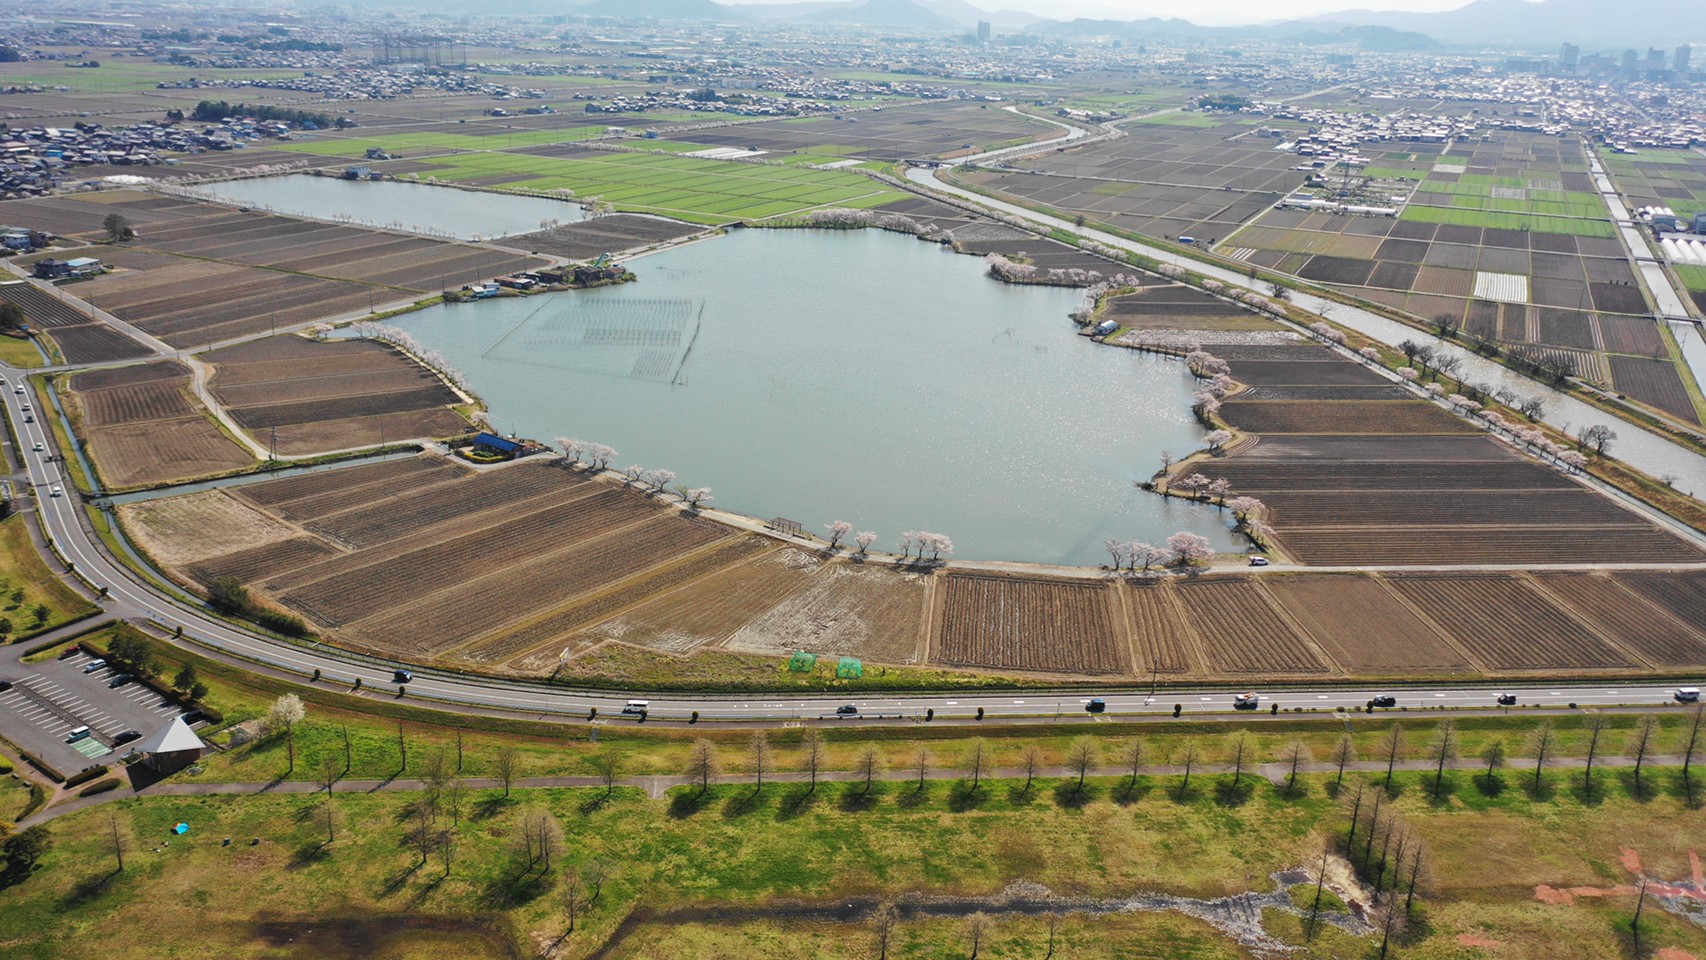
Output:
[
  {"xmin": 181, "ymin": 175, "xmax": 581, "ymax": 241},
  {"xmin": 368, "ymin": 227, "xmax": 1239, "ymax": 566}
]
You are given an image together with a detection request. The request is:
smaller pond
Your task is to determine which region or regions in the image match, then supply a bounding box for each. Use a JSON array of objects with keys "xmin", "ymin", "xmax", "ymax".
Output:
[{"xmin": 182, "ymin": 175, "xmax": 582, "ymax": 241}]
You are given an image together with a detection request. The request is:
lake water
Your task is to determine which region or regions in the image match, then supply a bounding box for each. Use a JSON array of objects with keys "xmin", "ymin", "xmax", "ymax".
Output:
[
  {"xmin": 370, "ymin": 227, "xmax": 1239, "ymax": 566},
  {"xmin": 182, "ymin": 175, "xmax": 582, "ymax": 241}
]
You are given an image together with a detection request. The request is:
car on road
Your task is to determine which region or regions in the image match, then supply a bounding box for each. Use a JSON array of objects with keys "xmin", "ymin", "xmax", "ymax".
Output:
[
  {"xmin": 32, "ymin": 442, "xmax": 42, "ymax": 451},
  {"xmin": 108, "ymin": 673, "xmax": 134, "ymax": 688},
  {"xmin": 23, "ymin": 415, "xmax": 33, "ymax": 423},
  {"xmin": 1085, "ymin": 698, "xmax": 1107, "ymax": 713},
  {"xmin": 1233, "ymin": 692, "xmax": 1260, "ymax": 709},
  {"xmin": 49, "ymin": 486, "xmax": 62, "ymax": 497},
  {"xmin": 1677, "ymin": 687, "xmax": 1700, "ymax": 703},
  {"xmin": 621, "ymin": 699, "xmax": 649, "ymax": 715},
  {"xmin": 1248, "ymin": 556, "xmax": 1270, "ymax": 567},
  {"xmin": 11, "ymin": 386, "xmax": 21, "ymax": 394},
  {"xmin": 835, "ymin": 704, "xmax": 859, "ymax": 715},
  {"xmin": 392, "ymin": 669, "xmax": 412, "ymax": 684},
  {"xmin": 1496, "ymin": 693, "xmax": 1518, "ymax": 705},
  {"xmin": 1370, "ymin": 695, "xmax": 1397, "ymax": 708},
  {"xmin": 82, "ymin": 659, "xmax": 106, "ymax": 673}
]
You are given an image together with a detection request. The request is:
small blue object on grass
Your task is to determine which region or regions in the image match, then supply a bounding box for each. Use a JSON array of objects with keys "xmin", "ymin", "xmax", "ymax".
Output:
[{"xmin": 173, "ymin": 823, "xmax": 189, "ymax": 835}]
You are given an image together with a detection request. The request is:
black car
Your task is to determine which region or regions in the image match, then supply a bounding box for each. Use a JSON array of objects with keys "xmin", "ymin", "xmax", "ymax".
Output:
[
  {"xmin": 0, "ymin": 679, "xmax": 11, "ymax": 691},
  {"xmin": 1496, "ymin": 693, "xmax": 1518, "ymax": 706},
  {"xmin": 1370, "ymin": 695, "xmax": 1397, "ymax": 708},
  {"xmin": 1085, "ymin": 698, "xmax": 1107, "ymax": 713},
  {"xmin": 393, "ymin": 669, "xmax": 413, "ymax": 684},
  {"xmin": 835, "ymin": 704, "xmax": 859, "ymax": 715},
  {"xmin": 113, "ymin": 729, "xmax": 141, "ymax": 746},
  {"xmin": 107, "ymin": 673, "xmax": 134, "ymax": 688}
]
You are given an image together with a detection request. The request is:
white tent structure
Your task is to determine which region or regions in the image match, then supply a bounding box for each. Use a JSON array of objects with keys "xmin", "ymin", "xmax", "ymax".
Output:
[{"xmin": 135, "ymin": 716, "xmax": 206, "ymax": 772}]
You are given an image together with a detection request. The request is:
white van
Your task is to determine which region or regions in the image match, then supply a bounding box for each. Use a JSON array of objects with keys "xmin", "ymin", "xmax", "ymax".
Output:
[
  {"xmin": 67, "ymin": 725, "xmax": 91, "ymax": 742},
  {"xmin": 1677, "ymin": 687, "xmax": 1701, "ymax": 703},
  {"xmin": 621, "ymin": 700, "xmax": 649, "ymax": 715}
]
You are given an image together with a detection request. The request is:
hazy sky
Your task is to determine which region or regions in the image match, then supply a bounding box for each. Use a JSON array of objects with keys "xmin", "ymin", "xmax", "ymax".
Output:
[{"xmin": 978, "ymin": 0, "xmax": 1475, "ymax": 23}]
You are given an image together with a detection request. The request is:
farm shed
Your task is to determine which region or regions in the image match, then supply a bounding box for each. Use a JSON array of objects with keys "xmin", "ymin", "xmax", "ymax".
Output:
[
  {"xmin": 472, "ymin": 432, "xmax": 521, "ymax": 457},
  {"xmin": 134, "ymin": 715, "xmax": 205, "ymax": 773}
]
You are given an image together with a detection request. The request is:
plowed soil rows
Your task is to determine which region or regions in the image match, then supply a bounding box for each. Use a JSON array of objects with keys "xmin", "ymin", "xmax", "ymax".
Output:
[
  {"xmin": 1531, "ymin": 573, "xmax": 1706, "ymax": 668},
  {"xmin": 1255, "ymin": 490, "xmax": 1646, "ymax": 527},
  {"xmin": 1223, "ymin": 361, "xmax": 1389, "ymax": 386},
  {"xmin": 461, "ymin": 536, "xmax": 774, "ymax": 663},
  {"xmin": 216, "ymin": 368, "xmax": 438, "ymax": 404},
  {"xmin": 563, "ymin": 548, "xmax": 823, "ymax": 657},
  {"xmin": 1281, "ymin": 526, "xmax": 1702, "ymax": 565},
  {"xmin": 1173, "ymin": 579, "xmax": 1328, "ymax": 674},
  {"xmin": 726, "ymin": 564, "xmax": 928, "ymax": 662},
  {"xmin": 234, "ymin": 456, "xmax": 459, "ymax": 511},
  {"xmin": 66, "ymin": 361, "xmax": 255, "ymax": 488},
  {"xmin": 77, "ymin": 379, "xmax": 195, "ymax": 427},
  {"xmin": 49, "ymin": 324, "xmax": 153, "ymax": 364},
  {"xmin": 186, "ymin": 537, "xmax": 341, "ymax": 587},
  {"xmin": 304, "ymin": 466, "xmax": 591, "ymax": 549},
  {"xmin": 935, "ymin": 575, "xmax": 1125, "ymax": 675},
  {"xmin": 118, "ymin": 490, "xmax": 299, "ymax": 568},
  {"xmin": 1122, "ymin": 582, "xmax": 1200, "ymax": 675},
  {"xmin": 1220, "ymin": 401, "xmax": 1477, "ymax": 434},
  {"xmin": 1263, "ymin": 576, "xmax": 1472, "ymax": 673},
  {"xmin": 1609, "ymin": 355, "xmax": 1699, "ymax": 424},
  {"xmin": 1613, "ymin": 573, "xmax": 1706, "ymax": 639},
  {"xmin": 341, "ymin": 517, "xmax": 731, "ymax": 655},
  {"xmin": 1228, "ymin": 435, "xmax": 1518, "ymax": 462},
  {"xmin": 1386, "ymin": 575, "xmax": 1632, "ymax": 669},
  {"xmin": 228, "ymin": 386, "xmax": 457, "ymax": 430},
  {"xmin": 270, "ymin": 409, "xmax": 471, "ymax": 454},
  {"xmin": 1207, "ymin": 461, "xmax": 1580, "ymax": 491},
  {"xmin": 271, "ymin": 487, "xmax": 659, "ymax": 612}
]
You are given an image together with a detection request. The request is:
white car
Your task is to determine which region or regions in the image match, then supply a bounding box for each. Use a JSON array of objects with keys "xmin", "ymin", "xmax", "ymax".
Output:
[
  {"xmin": 49, "ymin": 485, "xmax": 62, "ymax": 498},
  {"xmin": 31, "ymin": 442, "xmax": 42, "ymax": 452},
  {"xmin": 11, "ymin": 386, "xmax": 22, "ymax": 395},
  {"xmin": 1248, "ymin": 556, "xmax": 1270, "ymax": 567}
]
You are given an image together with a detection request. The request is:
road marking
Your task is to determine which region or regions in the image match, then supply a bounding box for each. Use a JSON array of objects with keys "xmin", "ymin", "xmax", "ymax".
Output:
[{"xmin": 1317, "ymin": 695, "xmax": 1330, "ymax": 699}]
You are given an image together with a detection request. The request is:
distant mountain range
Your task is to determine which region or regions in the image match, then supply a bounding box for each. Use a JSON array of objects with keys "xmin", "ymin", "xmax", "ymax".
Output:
[{"xmin": 418, "ymin": 0, "xmax": 1693, "ymax": 52}]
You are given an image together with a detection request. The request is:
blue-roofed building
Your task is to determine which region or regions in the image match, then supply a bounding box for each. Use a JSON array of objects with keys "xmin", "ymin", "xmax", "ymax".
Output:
[{"xmin": 472, "ymin": 432, "xmax": 520, "ymax": 456}]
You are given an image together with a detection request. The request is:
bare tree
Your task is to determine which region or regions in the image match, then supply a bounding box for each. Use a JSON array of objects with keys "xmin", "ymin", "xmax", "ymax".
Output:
[
  {"xmin": 319, "ymin": 790, "xmax": 340, "ymax": 845},
  {"xmin": 438, "ymin": 828, "xmax": 456, "ymax": 878},
  {"xmin": 688, "ymin": 739, "xmax": 719, "ymax": 798},
  {"xmin": 318, "ymin": 753, "xmax": 341, "ymax": 795},
  {"xmin": 1529, "ymin": 721, "xmax": 1556, "ymax": 794},
  {"xmin": 872, "ymin": 901, "xmax": 900, "ymax": 960},
  {"xmin": 107, "ymin": 810, "xmax": 128, "ymax": 872},
  {"xmin": 801, "ymin": 729, "xmax": 825, "ymax": 794},
  {"xmin": 594, "ymin": 750, "xmax": 624, "ymax": 801},
  {"xmin": 1225, "ymin": 730, "xmax": 1253, "ymax": 791},
  {"xmin": 1120, "ymin": 738, "xmax": 1146, "ymax": 791},
  {"xmin": 1481, "ymin": 739, "xmax": 1506, "ymax": 789},
  {"xmin": 1067, "ymin": 737, "xmax": 1099, "ymax": 797},
  {"xmin": 1633, "ymin": 877, "xmax": 1650, "ymax": 956},
  {"xmin": 1583, "ymin": 713, "xmax": 1609, "ymax": 795},
  {"xmin": 964, "ymin": 911, "xmax": 993, "ymax": 960},
  {"xmin": 1330, "ymin": 734, "xmax": 1356, "ymax": 787},
  {"xmin": 1282, "ymin": 740, "xmax": 1312, "ymax": 797},
  {"xmin": 965, "ymin": 739, "xmax": 988, "ymax": 793},
  {"xmin": 750, "ymin": 732, "xmax": 771, "ymax": 795},
  {"xmin": 856, "ymin": 744, "xmax": 883, "ymax": 795},
  {"xmin": 1579, "ymin": 423, "xmax": 1616, "ymax": 455},
  {"xmin": 1377, "ymin": 891, "xmax": 1404, "ymax": 959},
  {"xmin": 493, "ymin": 745, "xmax": 519, "ymax": 799},
  {"xmin": 420, "ymin": 747, "xmax": 451, "ymax": 815},
  {"xmin": 913, "ymin": 746, "xmax": 932, "ymax": 794},
  {"xmin": 561, "ymin": 866, "xmax": 586, "ymax": 935},
  {"xmin": 1430, "ymin": 720, "xmax": 1458, "ymax": 800},
  {"xmin": 1403, "ymin": 838, "xmax": 1429, "ymax": 914},
  {"xmin": 409, "ymin": 801, "xmax": 437, "ymax": 866},
  {"xmin": 1629, "ymin": 714, "xmax": 1659, "ymax": 796},
  {"xmin": 1177, "ymin": 740, "xmax": 1199, "ymax": 797},
  {"xmin": 1020, "ymin": 745, "xmax": 1041, "ymax": 793},
  {"xmin": 444, "ymin": 777, "xmax": 466, "ymax": 826},
  {"xmin": 1380, "ymin": 723, "xmax": 1405, "ymax": 791},
  {"xmin": 1684, "ymin": 704, "xmax": 1705, "ymax": 803}
]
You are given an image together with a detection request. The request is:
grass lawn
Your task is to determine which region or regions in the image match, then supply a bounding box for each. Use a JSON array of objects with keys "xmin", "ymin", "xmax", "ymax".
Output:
[
  {"xmin": 1, "ymin": 764, "xmax": 1702, "ymax": 960},
  {"xmin": 0, "ymin": 514, "xmax": 95, "ymax": 641},
  {"xmin": 0, "ymin": 335, "xmax": 45, "ymax": 368},
  {"xmin": 1675, "ymin": 263, "xmax": 1706, "ymax": 293}
]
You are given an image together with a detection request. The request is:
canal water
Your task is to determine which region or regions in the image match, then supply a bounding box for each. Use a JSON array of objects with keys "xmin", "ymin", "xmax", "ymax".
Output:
[
  {"xmin": 181, "ymin": 175, "xmax": 582, "ymax": 241},
  {"xmin": 366, "ymin": 227, "xmax": 1238, "ymax": 566}
]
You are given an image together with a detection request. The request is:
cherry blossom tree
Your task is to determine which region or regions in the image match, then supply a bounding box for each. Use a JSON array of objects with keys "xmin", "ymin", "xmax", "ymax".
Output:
[
  {"xmin": 1207, "ymin": 477, "xmax": 1231, "ymax": 504},
  {"xmin": 677, "ymin": 486, "xmax": 713, "ymax": 508},
  {"xmin": 585, "ymin": 444, "xmax": 617, "ymax": 470},
  {"xmin": 1106, "ymin": 538, "xmax": 1131, "ymax": 569},
  {"xmin": 898, "ymin": 531, "xmax": 919, "ymax": 558},
  {"xmin": 1559, "ymin": 450, "xmax": 1587, "ymax": 473},
  {"xmin": 917, "ymin": 532, "xmax": 953, "ymax": 561},
  {"xmin": 1359, "ymin": 347, "xmax": 1381, "ymax": 362},
  {"xmin": 1205, "ymin": 429, "xmax": 1232, "ymax": 453},
  {"xmin": 825, "ymin": 521, "xmax": 853, "ymax": 549},
  {"xmin": 1397, "ymin": 367, "xmax": 1420, "ymax": 382},
  {"xmin": 855, "ymin": 531, "xmax": 877, "ymax": 554},
  {"xmin": 1167, "ymin": 532, "xmax": 1215, "ymax": 567},
  {"xmin": 1130, "ymin": 541, "xmax": 1168, "ymax": 572},
  {"xmin": 646, "ymin": 469, "xmax": 676, "ymax": 493},
  {"xmin": 556, "ymin": 437, "xmax": 584, "ymax": 463}
]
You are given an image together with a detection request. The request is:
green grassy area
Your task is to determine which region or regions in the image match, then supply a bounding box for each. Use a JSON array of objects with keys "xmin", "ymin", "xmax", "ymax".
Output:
[
  {"xmin": 397, "ymin": 150, "xmax": 907, "ymax": 224},
  {"xmin": 2, "ymin": 760, "xmax": 1703, "ymax": 960},
  {"xmin": 0, "ymin": 335, "xmax": 46, "ymax": 369},
  {"xmin": 274, "ymin": 126, "xmax": 614, "ymax": 159},
  {"xmin": 1128, "ymin": 112, "xmax": 1229, "ymax": 128},
  {"xmin": 0, "ymin": 514, "xmax": 96, "ymax": 641},
  {"xmin": 0, "ymin": 60, "xmax": 303, "ymax": 94},
  {"xmin": 1674, "ymin": 263, "xmax": 1706, "ymax": 293},
  {"xmin": 1396, "ymin": 203, "xmax": 1616, "ymax": 237}
]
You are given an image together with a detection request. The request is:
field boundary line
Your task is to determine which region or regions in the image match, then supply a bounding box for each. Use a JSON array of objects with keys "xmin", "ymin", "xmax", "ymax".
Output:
[
  {"xmin": 1367, "ymin": 574, "xmax": 1488, "ymax": 674},
  {"xmin": 1523, "ymin": 573, "xmax": 1660, "ymax": 671},
  {"xmin": 709, "ymin": 553, "xmax": 834, "ymax": 654},
  {"xmin": 1249, "ymin": 578, "xmax": 1344, "ymax": 678}
]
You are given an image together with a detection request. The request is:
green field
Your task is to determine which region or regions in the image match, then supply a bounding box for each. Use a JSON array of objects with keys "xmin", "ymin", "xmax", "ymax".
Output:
[
  {"xmin": 1674, "ymin": 263, "xmax": 1706, "ymax": 292},
  {"xmin": 0, "ymin": 514, "xmax": 96, "ymax": 640},
  {"xmin": 273, "ymin": 126, "xmax": 615, "ymax": 159},
  {"xmin": 1397, "ymin": 203, "xmax": 1617, "ymax": 237},
  {"xmin": 0, "ymin": 60, "xmax": 304, "ymax": 94},
  {"xmin": 401, "ymin": 150, "xmax": 906, "ymax": 223}
]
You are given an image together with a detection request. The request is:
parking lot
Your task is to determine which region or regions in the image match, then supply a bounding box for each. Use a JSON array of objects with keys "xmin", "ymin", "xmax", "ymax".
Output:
[{"xmin": 0, "ymin": 647, "xmax": 199, "ymax": 777}]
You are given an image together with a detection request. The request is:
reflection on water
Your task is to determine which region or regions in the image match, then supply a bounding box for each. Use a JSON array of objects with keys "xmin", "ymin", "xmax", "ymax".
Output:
[
  {"xmin": 370, "ymin": 229, "xmax": 1239, "ymax": 565},
  {"xmin": 181, "ymin": 174, "xmax": 582, "ymax": 240}
]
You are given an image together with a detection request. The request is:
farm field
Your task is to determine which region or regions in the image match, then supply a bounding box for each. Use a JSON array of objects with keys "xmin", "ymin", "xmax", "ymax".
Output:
[
  {"xmin": 1212, "ymin": 131, "xmax": 1702, "ymax": 419},
  {"xmin": 0, "ymin": 281, "xmax": 152, "ymax": 364},
  {"xmin": 501, "ymin": 214, "xmax": 704, "ymax": 260},
  {"xmin": 62, "ymin": 361, "xmax": 255, "ymax": 489},
  {"xmin": 960, "ymin": 115, "xmax": 1308, "ymax": 246},
  {"xmin": 933, "ymin": 574, "xmax": 1127, "ymax": 675},
  {"xmin": 205, "ymin": 335, "xmax": 469, "ymax": 455},
  {"xmin": 665, "ymin": 101, "xmax": 1065, "ymax": 162},
  {"xmin": 6, "ymin": 191, "xmax": 546, "ymax": 347},
  {"xmin": 1191, "ymin": 341, "xmax": 1704, "ymax": 565}
]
